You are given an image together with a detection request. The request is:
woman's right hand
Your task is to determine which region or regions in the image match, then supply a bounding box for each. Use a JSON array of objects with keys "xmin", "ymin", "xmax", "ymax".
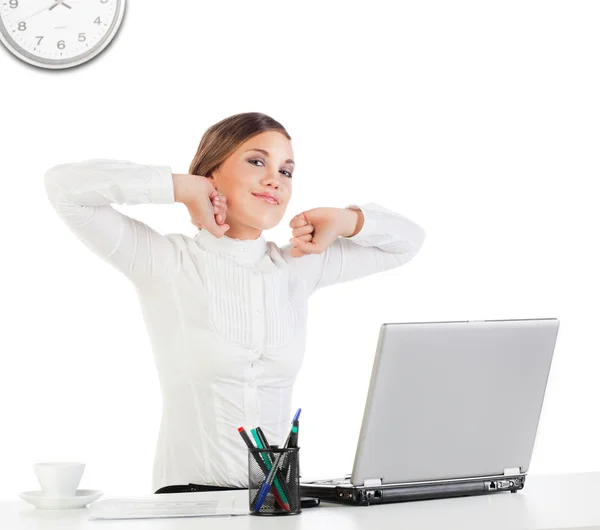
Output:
[{"xmin": 173, "ymin": 173, "xmax": 230, "ymax": 237}]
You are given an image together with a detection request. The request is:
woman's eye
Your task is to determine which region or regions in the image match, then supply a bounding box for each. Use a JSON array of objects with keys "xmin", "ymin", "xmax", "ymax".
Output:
[{"xmin": 249, "ymin": 159, "xmax": 292, "ymax": 178}]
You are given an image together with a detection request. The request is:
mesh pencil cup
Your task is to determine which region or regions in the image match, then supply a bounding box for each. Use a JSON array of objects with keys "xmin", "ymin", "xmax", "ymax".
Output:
[{"xmin": 248, "ymin": 447, "xmax": 301, "ymax": 515}]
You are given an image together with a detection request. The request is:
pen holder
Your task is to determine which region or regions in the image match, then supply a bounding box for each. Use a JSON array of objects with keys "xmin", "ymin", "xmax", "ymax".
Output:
[{"xmin": 248, "ymin": 447, "xmax": 301, "ymax": 516}]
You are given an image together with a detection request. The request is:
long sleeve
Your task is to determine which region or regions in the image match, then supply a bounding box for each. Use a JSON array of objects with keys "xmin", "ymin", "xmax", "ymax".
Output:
[
  {"xmin": 282, "ymin": 202, "xmax": 426, "ymax": 295},
  {"xmin": 44, "ymin": 159, "xmax": 180, "ymax": 284}
]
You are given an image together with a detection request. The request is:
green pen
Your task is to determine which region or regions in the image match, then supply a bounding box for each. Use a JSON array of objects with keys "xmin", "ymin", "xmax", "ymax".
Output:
[{"xmin": 250, "ymin": 428, "xmax": 290, "ymax": 507}]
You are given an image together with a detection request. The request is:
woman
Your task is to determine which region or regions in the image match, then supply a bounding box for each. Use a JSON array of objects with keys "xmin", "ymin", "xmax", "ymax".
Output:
[{"xmin": 44, "ymin": 112, "xmax": 426, "ymax": 494}]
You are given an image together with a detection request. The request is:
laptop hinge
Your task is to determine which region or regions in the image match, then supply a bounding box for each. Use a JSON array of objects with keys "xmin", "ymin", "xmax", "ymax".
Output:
[
  {"xmin": 363, "ymin": 478, "xmax": 383, "ymax": 487},
  {"xmin": 504, "ymin": 467, "xmax": 521, "ymax": 475}
]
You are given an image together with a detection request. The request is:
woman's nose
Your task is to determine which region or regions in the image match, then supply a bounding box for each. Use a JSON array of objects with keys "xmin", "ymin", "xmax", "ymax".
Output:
[{"xmin": 262, "ymin": 171, "xmax": 281, "ymax": 187}]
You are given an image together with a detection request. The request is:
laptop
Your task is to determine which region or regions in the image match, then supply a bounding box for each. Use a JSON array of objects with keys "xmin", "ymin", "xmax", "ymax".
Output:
[{"xmin": 300, "ymin": 318, "xmax": 559, "ymax": 506}]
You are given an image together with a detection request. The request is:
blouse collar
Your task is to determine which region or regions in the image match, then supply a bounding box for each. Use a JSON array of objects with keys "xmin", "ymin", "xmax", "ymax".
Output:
[{"xmin": 193, "ymin": 228, "xmax": 268, "ymax": 264}]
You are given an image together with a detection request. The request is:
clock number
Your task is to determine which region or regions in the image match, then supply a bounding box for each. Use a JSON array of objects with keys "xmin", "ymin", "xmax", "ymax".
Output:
[
  {"xmin": 94, "ymin": 16, "xmax": 101, "ymax": 24},
  {"xmin": 9, "ymin": 0, "xmax": 19, "ymax": 8},
  {"xmin": 36, "ymin": 36, "xmax": 44, "ymax": 45},
  {"xmin": 57, "ymin": 40, "xmax": 65, "ymax": 49},
  {"xmin": 18, "ymin": 21, "xmax": 26, "ymax": 31},
  {"xmin": 78, "ymin": 33, "xmax": 86, "ymax": 42}
]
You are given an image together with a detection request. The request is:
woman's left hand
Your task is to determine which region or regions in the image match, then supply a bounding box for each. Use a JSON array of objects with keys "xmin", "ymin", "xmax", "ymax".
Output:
[{"xmin": 288, "ymin": 207, "xmax": 361, "ymax": 258}]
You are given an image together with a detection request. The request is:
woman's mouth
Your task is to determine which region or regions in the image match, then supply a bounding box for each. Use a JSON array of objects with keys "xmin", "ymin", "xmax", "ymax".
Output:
[{"xmin": 252, "ymin": 193, "xmax": 279, "ymax": 205}]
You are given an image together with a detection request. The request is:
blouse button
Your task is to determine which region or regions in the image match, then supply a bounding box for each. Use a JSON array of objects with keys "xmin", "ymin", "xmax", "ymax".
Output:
[
  {"xmin": 254, "ymin": 309, "xmax": 262, "ymax": 316},
  {"xmin": 243, "ymin": 247, "xmax": 249, "ymax": 253}
]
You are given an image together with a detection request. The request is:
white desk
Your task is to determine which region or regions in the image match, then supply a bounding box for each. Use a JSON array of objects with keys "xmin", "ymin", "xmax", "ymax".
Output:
[{"xmin": 2, "ymin": 473, "xmax": 600, "ymax": 530}]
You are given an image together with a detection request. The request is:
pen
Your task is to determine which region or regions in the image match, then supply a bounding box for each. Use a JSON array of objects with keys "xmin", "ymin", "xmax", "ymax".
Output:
[
  {"xmin": 254, "ymin": 445, "xmax": 291, "ymax": 511},
  {"xmin": 251, "ymin": 429, "xmax": 290, "ymax": 511},
  {"xmin": 283, "ymin": 422, "xmax": 299, "ymax": 482},
  {"xmin": 237, "ymin": 426, "xmax": 257, "ymax": 453},
  {"xmin": 237, "ymin": 427, "xmax": 288, "ymax": 511},
  {"xmin": 254, "ymin": 426, "xmax": 270, "ymax": 448},
  {"xmin": 282, "ymin": 408, "xmax": 302, "ymax": 448},
  {"xmin": 254, "ymin": 409, "xmax": 301, "ymax": 511},
  {"xmin": 255, "ymin": 427, "xmax": 293, "ymax": 504},
  {"xmin": 288, "ymin": 421, "xmax": 299, "ymax": 448}
]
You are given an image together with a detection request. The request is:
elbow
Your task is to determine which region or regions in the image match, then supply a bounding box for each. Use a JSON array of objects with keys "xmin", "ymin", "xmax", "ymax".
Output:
[
  {"xmin": 44, "ymin": 162, "xmax": 71, "ymax": 183},
  {"xmin": 408, "ymin": 223, "xmax": 426, "ymax": 257},
  {"xmin": 414, "ymin": 224, "xmax": 427, "ymax": 254},
  {"xmin": 44, "ymin": 163, "xmax": 75, "ymax": 207},
  {"xmin": 44, "ymin": 163, "xmax": 67, "ymax": 191},
  {"xmin": 399, "ymin": 224, "xmax": 426, "ymax": 266}
]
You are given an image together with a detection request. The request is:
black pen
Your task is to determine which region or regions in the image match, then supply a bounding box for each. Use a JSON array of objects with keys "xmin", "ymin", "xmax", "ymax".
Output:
[
  {"xmin": 288, "ymin": 420, "xmax": 299, "ymax": 448},
  {"xmin": 255, "ymin": 427, "xmax": 274, "ymax": 452}
]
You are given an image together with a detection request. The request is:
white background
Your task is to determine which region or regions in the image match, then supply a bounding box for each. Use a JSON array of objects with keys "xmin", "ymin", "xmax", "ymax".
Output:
[{"xmin": 0, "ymin": 0, "xmax": 598, "ymax": 500}]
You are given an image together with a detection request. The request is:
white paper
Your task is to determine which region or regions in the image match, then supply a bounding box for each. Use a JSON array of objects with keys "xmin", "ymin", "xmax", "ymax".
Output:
[{"xmin": 89, "ymin": 490, "xmax": 249, "ymax": 520}]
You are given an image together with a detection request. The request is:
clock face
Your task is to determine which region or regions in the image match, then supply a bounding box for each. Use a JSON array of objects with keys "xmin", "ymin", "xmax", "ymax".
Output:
[{"xmin": 0, "ymin": 0, "xmax": 126, "ymax": 69}]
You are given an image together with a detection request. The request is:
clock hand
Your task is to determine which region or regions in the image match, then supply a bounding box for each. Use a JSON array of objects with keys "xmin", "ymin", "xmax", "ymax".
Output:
[
  {"xmin": 49, "ymin": 0, "xmax": 75, "ymax": 10},
  {"xmin": 21, "ymin": 0, "xmax": 60, "ymax": 21},
  {"xmin": 21, "ymin": 0, "xmax": 78, "ymax": 21}
]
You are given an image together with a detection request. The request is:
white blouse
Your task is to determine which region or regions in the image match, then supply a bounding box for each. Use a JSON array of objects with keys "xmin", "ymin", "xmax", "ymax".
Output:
[{"xmin": 43, "ymin": 159, "xmax": 426, "ymax": 492}]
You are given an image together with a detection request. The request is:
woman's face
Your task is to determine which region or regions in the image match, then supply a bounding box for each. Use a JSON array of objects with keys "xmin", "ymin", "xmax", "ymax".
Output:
[{"xmin": 208, "ymin": 130, "xmax": 294, "ymax": 239}]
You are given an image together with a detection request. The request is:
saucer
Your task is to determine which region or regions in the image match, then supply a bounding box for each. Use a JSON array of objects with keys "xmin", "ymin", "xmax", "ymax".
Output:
[{"xmin": 19, "ymin": 489, "xmax": 103, "ymax": 510}]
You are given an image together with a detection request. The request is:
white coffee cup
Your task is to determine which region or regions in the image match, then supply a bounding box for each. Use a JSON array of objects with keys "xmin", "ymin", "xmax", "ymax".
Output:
[{"xmin": 33, "ymin": 462, "xmax": 85, "ymax": 497}]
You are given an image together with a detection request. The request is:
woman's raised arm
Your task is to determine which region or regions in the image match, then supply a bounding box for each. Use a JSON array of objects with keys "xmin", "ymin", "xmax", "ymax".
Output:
[
  {"xmin": 282, "ymin": 202, "xmax": 426, "ymax": 295},
  {"xmin": 44, "ymin": 159, "xmax": 181, "ymax": 284}
]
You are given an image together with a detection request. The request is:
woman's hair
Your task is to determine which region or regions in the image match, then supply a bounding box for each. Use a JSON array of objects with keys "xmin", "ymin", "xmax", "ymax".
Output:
[{"xmin": 188, "ymin": 112, "xmax": 291, "ymax": 177}]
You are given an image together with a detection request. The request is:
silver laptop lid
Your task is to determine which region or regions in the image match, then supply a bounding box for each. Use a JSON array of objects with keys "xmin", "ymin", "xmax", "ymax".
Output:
[{"xmin": 351, "ymin": 319, "xmax": 559, "ymax": 486}]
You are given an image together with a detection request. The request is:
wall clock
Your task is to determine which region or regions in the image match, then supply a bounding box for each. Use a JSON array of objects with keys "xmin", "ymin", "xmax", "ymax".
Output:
[{"xmin": 0, "ymin": 0, "xmax": 126, "ymax": 69}]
